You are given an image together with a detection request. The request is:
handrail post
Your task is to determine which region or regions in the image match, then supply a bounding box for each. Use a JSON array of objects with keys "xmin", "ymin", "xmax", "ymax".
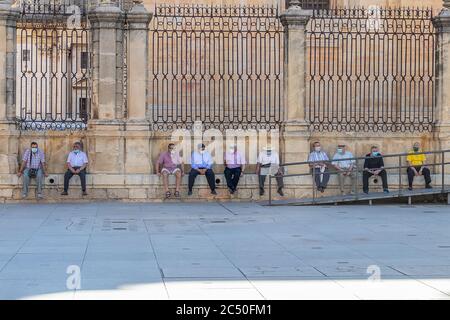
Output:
[
  {"xmin": 442, "ymin": 151, "xmax": 445, "ymax": 193},
  {"xmin": 312, "ymin": 165, "xmax": 316, "ymax": 204},
  {"xmin": 269, "ymin": 173, "xmax": 272, "ymax": 205},
  {"xmin": 355, "ymin": 158, "xmax": 359, "ymax": 200},
  {"xmin": 398, "ymin": 155, "xmax": 402, "ymax": 195}
]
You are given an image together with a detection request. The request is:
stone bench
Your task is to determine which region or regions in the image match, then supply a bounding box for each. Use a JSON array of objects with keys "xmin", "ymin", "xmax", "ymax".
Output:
[{"xmin": 0, "ymin": 173, "xmax": 449, "ymax": 202}]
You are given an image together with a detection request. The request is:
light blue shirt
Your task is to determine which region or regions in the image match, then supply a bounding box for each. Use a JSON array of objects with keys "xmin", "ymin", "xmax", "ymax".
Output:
[
  {"xmin": 332, "ymin": 151, "xmax": 355, "ymax": 169},
  {"xmin": 191, "ymin": 151, "xmax": 213, "ymax": 170}
]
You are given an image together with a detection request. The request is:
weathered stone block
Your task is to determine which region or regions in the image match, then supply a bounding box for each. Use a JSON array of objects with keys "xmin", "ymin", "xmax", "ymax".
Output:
[
  {"xmin": 107, "ymin": 188, "xmax": 129, "ymax": 199},
  {"xmin": 129, "ymin": 188, "xmax": 147, "ymax": 199}
]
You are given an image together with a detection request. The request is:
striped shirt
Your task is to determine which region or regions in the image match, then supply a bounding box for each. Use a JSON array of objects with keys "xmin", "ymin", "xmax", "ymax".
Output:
[
  {"xmin": 22, "ymin": 148, "xmax": 46, "ymax": 169},
  {"xmin": 308, "ymin": 151, "xmax": 329, "ymax": 168}
]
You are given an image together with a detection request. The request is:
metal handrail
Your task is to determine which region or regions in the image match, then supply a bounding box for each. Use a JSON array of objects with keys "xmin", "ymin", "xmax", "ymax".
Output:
[{"xmin": 268, "ymin": 149, "xmax": 450, "ymax": 205}]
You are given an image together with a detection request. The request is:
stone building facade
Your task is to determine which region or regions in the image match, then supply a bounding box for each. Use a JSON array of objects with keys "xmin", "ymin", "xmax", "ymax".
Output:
[{"xmin": 0, "ymin": 0, "xmax": 449, "ymax": 202}]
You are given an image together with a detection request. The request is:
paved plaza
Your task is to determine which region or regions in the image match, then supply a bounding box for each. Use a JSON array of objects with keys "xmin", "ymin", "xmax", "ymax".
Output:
[{"xmin": 0, "ymin": 202, "xmax": 449, "ymax": 299}]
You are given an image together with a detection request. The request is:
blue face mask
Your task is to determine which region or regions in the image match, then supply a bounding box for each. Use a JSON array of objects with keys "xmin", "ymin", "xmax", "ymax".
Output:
[
  {"xmin": 372, "ymin": 151, "xmax": 380, "ymax": 157},
  {"xmin": 74, "ymin": 149, "xmax": 80, "ymax": 154}
]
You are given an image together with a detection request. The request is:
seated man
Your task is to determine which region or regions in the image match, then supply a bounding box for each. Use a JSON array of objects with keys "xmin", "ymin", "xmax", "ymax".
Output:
[
  {"xmin": 156, "ymin": 143, "xmax": 184, "ymax": 198},
  {"xmin": 61, "ymin": 142, "xmax": 88, "ymax": 196},
  {"xmin": 406, "ymin": 142, "xmax": 432, "ymax": 190},
  {"xmin": 363, "ymin": 146, "xmax": 389, "ymax": 194},
  {"xmin": 224, "ymin": 144, "xmax": 246, "ymax": 194},
  {"xmin": 308, "ymin": 141, "xmax": 330, "ymax": 193},
  {"xmin": 188, "ymin": 143, "xmax": 217, "ymax": 196},
  {"xmin": 256, "ymin": 146, "xmax": 284, "ymax": 196},
  {"xmin": 332, "ymin": 144, "xmax": 356, "ymax": 194},
  {"xmin": 17, "ymin": 142, "xmax": 48, "ymax": 199}
]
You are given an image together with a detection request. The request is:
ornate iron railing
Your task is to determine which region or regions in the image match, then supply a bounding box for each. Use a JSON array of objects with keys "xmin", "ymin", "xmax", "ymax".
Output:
[
  {"xmin": 16, "ymin": 0, "xmax": 91, "ymax": 130},
  {"xmin": 306, "ymin": 7, "xmax": 436, "ymax": 132},
  {"xmin": 149, "ymin": 4, "xmax": 284, "ymax": 131},
  {"xmin": 297, "ymin": 0, "xmax": 331, "ymax": 10}
]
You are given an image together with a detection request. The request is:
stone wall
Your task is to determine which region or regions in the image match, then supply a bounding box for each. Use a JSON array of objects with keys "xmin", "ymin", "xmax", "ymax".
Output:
[{"xmin": 0, "ymin": 0, "xmax": 449, "ymax": 203}]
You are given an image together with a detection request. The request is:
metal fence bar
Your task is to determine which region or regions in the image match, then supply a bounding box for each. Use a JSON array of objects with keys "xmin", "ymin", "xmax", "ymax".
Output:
[
  {"xmin": 149, "ymin": 4, "xmax": 284, "ymax": 131},
  {"xmin": 16, "ymin": 0, "xmax": 92, "ymax": 131},
  {"xmin": 306, "ymin": 7, "xmax": 437, "ymax": 133}
]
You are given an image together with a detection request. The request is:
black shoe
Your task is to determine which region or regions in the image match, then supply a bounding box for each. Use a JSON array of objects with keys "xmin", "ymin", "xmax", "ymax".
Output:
[
  {"xmin": 408, "ymin": 186, "xmax": 413, "ymax": 191},
  {"xmin": 187, "ymin": 190, "xmax": 193, "ymax": 196},
  {"xmin": 384, "ymin": 189, "xmax": 390, "ymax": 193},
  {"xmin": 82, "ymin": 191, "xmax": 88, "ymax": 196},
  {"xmin": 320, "ymin": 187, "xmax": 325, "ymax": 193},
  {"xmin": 259, "ymin": 189, "xmax": 264, "ymax": 196},
  {"xmin": 61, "ymin": 191, "xmax": 68, "ymax": 196},
  {"xmin": 229, "ymin": 188, "xmax": 235, "ymax": 195},
  {"xmin": 425, "ymin": 184, "xmax": 432, "ymax": 189},
  {"xmin": 211, "ymin": 190, "xmax": 217, "ymax": 195},
  {"xmin": 363, "ymin": 190, "xmax": 369, "ymax": 194},
  {"xmin": 277, "ymin": 188, "xmax": 284, "ymax": 197}
]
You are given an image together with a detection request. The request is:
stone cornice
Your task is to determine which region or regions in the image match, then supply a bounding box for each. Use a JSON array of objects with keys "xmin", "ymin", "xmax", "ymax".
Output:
[
  {"xmin": 280, "ymin": 6, "xmax": 312, "ymax": 28},
  {"xmin": 127, "ymin": 2, "xmax": 152, "ymax": 29},
  {"xmin": 88, "ymin": 2, "xmax": 124, "ymax": 26},
  {"xmin": 0, "ymin": 1, "xmax": 20, "ymax": 22},
  {"xmin": 433, "ymin": 8, "xmax": 450, "ymax": 31}
]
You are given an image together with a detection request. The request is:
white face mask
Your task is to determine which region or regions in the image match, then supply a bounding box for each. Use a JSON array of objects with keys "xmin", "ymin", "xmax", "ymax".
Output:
[
  {"xmin": 170, "ymin": 150, "xmax": 176, "ymax": 155},
  {"xmin": 315, "ymin": 146, "xmax": 321, "ymax": 152},
  {"xmin": 337, "ymin": 148, "xmax": 343, "ymax": 154},
  {"xmin": 31, "ymin": 147, "xmax": 38, "ymax": 153},
  {"xmin": 199, "ymin": 150, "xmax": 205, "ymax": 154}
]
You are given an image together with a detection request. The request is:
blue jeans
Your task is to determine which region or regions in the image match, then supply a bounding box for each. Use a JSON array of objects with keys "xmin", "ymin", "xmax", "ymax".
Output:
[{"xmin": 22, "ymin": 168, "xmax": 44, "ymax": 195}]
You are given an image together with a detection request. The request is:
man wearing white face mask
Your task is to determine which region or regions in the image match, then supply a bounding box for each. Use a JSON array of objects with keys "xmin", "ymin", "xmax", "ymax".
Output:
[
  {"xmin": 224, "ymin": 144, "xmax": 246, "ymax": 194},
  {"xmin": 332, "ymin": 144, "xmax": 356, "ymax": 194},
  {"xmin": 256, "ymin": 145, "xmax": 284, "ymax": 196},
  {"xmin": 156, "ymin": 143, "xmax": 184, "ymax": 198},
  {"xmin": 308, "ymin": 141, "xmax": 330, "ymax": 193},
  {"xmin": 61, "ymin": 142, "xmax": 89, "ymax": 196},
  {"xmin": 188, "ymin": 143, "xmax": 216, "ymax": 196},
  {"xmin": 17, "ymin": 142, "xmax": 48, "ymax": 199}
]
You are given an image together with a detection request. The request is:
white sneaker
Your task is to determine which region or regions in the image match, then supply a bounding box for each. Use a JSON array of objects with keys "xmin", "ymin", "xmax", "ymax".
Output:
[
  {"xmin": 21, "ymin": 193, "xmax": 27, "ymax": 199},
  {"xmin": 37, "ymin": 194, "xmax": 43, "ymax": 200}
]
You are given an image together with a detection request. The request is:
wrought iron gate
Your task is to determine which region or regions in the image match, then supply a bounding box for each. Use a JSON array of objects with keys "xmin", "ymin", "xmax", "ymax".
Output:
[
  {"xmin": 149, "ymin": 4, "xmax": 284, "ymax": 131},
  {"xmin": 306, "ymin": 8, "xmax": 436, "ymax": 132},
  {"xmin": 16, "ymin": 0, "xmax": 91, "ymax": 130}
]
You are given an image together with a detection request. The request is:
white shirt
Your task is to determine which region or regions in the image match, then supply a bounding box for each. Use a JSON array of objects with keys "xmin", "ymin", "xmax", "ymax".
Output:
[
  {"xmin": 257, "ymin": 151, "xmax": 280, "ymax": 166},
  {"xmin": 67, "ymin": 151, "xmax": 88, "ymax": 167},
  {"xmin": 332, "ymin": 151, "xmax": 355, "ymax": 169}
]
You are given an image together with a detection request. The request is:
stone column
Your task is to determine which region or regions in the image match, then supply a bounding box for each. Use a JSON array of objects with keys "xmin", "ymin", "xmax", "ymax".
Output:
[
  {"xmin": 88, "ymin": 1, "xmax": 124, "ymax": 124},
  {"xmin": 0, "ymin": 0, "xmax": 19, "ymax": 186},
  {"xmin": 280, "ymin": 1, "xmax": 313, "ymax": 173},
  {"xmin": 126, "ymin": 1, "xmax": 152, "ymax": 122},
  {"xmin": 123, "ymin": 1, "xmax": 154, "ymax": 176},
  {"xmin": 87, "ymin": 1, "xmax": 125, "ymax": 177},
  {"xmin": 433, "ymin": 3, "xmax": 450, "ymax": 161}
]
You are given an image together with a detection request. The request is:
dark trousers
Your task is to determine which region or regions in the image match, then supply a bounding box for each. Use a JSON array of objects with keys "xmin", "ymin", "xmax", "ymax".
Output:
[
  {"xmin": 407, "ymin": 166, "xmax": 431, "ymax": 187},
  {"xmin": 259, "ymin": 174, "xmax": 284, "ymax": 192},
  {"xmin": 188, "ymin": 168, "xmax": 216, "ymax": 192},
  {"xmin": 64, "ymin": 168, "xmax": 87, "ymax": 192},
  {"xmin": 363, "ymin": 169, "xmax": 388, "ymax": 192},
  {"xmin": 313, "ymin": 167, "xmax": 330, "ymax": 189},
  {"xmin": 224, "ymin": 167, "xmax": 241, "ymax": 191}
]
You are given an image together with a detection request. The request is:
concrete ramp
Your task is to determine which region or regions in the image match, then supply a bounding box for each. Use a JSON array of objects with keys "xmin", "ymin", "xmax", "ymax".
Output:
[{"xmin": 262, "ymin": 187, "xmax": 450, "ymax": 206}]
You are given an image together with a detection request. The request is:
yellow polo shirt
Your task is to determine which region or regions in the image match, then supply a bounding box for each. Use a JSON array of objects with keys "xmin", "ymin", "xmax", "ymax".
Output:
[{"xmin": 406, "ymin": 151, "xmax": 426, "ymax": 166}]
